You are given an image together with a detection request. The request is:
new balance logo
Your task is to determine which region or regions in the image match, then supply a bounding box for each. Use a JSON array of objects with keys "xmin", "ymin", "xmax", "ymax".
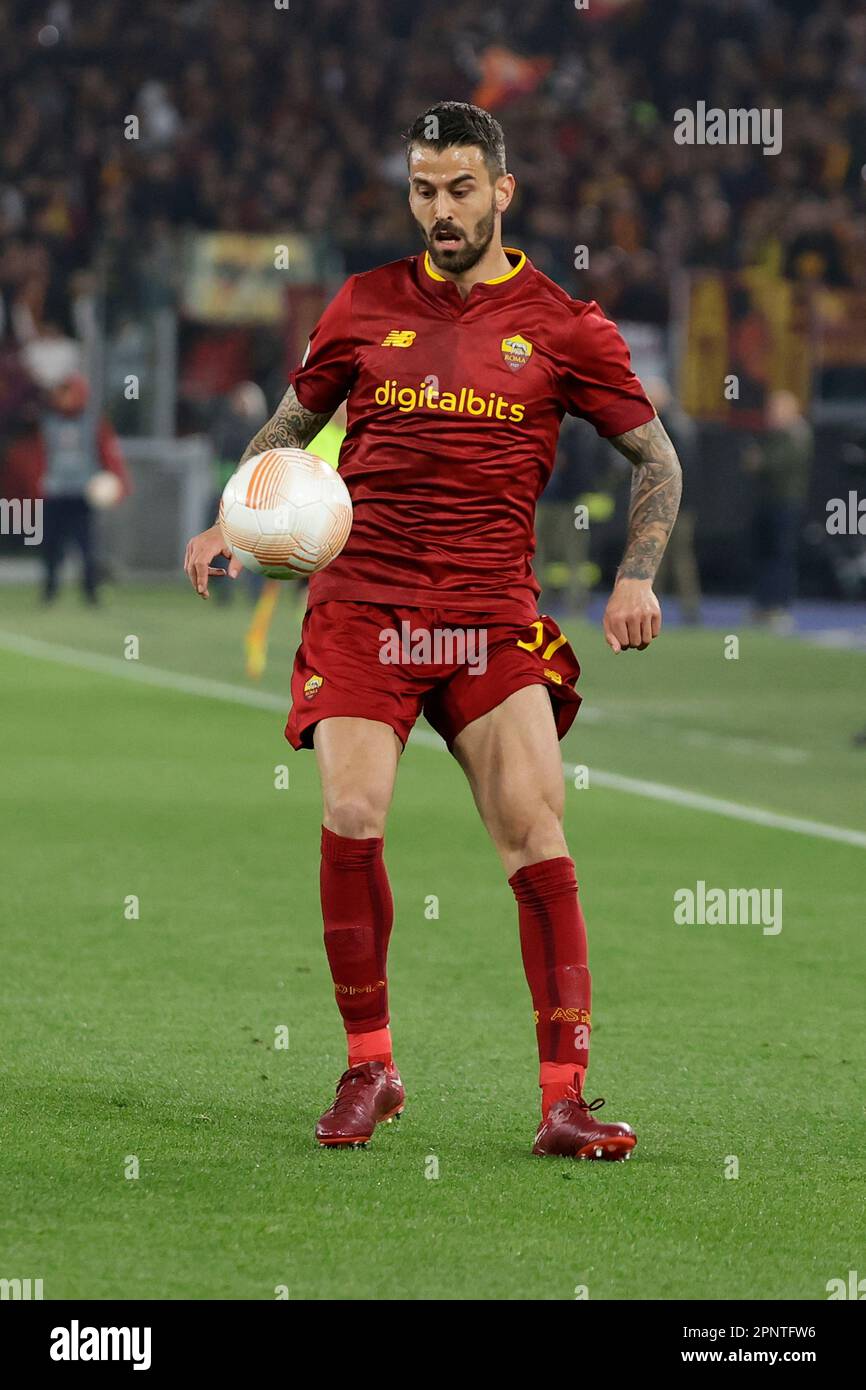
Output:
[{"xmin": 381, "ymin": 330, "xmax": 416, "ymax": 347}]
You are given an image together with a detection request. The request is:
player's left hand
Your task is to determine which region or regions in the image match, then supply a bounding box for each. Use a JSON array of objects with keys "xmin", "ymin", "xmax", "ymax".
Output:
[{"xmin": 603, "ymin": 577, "xmax": 661, "ymax": 653}]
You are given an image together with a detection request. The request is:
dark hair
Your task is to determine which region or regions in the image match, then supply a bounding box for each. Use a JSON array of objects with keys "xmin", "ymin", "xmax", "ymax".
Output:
[{"xmin": 404, "ymin": 101, "xmax": 506, "ymax": 181}]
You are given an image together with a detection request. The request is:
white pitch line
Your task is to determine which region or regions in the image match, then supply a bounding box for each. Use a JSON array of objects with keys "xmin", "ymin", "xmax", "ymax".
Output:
[
  {"xmin": 408, "ymin": 728, "xmax": 866, "ymax": 848},
  {"xmin": 2, "ymin": 628, "xmax": 865, "ymax": 851},
  {"xmin": 577, "ymin": 704, "xmax": 810, "ymax": 764},
  {"xmin": 0, "ymin": 629, "xmax": 287, "ymax": 711},
  {"xmin": 573, "ymin": 768, "xmax": 866, "ymax": 849}
]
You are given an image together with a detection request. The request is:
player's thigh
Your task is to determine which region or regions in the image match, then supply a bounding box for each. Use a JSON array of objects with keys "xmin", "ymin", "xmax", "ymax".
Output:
[
  {"xmin": 313, "ymin": 716, "xmax": 402, "ymax": 838},
  {"xmin": 451, "ymin": 684, "xmax": 565, "ymax": 843}
]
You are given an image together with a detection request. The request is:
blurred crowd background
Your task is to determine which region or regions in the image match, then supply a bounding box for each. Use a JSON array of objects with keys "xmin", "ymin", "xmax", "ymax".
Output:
[{"xmin": 2, "ymin": 0, "xmax": 866, "ymax": 626}]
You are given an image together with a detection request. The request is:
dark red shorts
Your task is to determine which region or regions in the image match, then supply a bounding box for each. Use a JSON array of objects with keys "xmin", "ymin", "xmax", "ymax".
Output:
[{"xmin": 285, "ymin": 601, "xmax": 582, "ymax": 751}]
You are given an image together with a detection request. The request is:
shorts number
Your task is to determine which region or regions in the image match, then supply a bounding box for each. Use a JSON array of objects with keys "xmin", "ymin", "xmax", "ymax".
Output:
[{"xmin": 517, "ymin": 621, "xmax": 567, "ymax": 661}]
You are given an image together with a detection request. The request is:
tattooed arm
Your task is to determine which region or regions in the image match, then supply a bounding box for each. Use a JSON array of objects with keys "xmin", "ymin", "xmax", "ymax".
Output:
[
  {"xmin": 236, "ymin": 385, "xmax": 334, "ymax": 467},
  {"xmin": 602, "ymin": 414, "xmax": 683, "ymax": 652},
  {"xmin": 183, "ymin": 386, "xmax": 336, "ymax": 599}
]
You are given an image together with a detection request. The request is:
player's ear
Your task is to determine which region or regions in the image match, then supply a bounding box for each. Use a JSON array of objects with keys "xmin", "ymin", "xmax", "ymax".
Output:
[{"xmin": 494, "ymin": 172, "xmax": 515, "ymax": 214}]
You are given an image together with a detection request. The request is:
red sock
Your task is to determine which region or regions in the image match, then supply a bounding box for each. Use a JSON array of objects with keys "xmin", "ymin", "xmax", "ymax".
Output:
[
  {"xmin": 347, "ymin": 1025, "xmax": 393, "ymax": 1067},
  {"xmin": 509, "ymin": 856, "xmax": 591, "ymax": 1119},
  {"xmin": 320, "ymin": 828, "xmax": 394, "ymax": 1062},
  {"xmin": 538, "ymin": 1062, "xmax": 585, "ymax": 1118}
]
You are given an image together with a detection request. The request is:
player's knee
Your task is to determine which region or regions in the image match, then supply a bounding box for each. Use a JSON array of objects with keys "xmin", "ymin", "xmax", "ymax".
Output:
[
  {"xmin": 494, "ymin": 804, "xmax": 567, "ymax": 866},
  {"xmin": 323, "ymin": 795, "xmax": 387, "ymax": 841}
]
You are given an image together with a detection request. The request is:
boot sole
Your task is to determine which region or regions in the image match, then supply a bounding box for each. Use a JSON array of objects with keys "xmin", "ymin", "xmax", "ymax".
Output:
[
  {"xmin": 533, "ymin": 1133, "xmax": 637, "ymax": 1161},
  {"xmin": 317, "ymin": 1102, "xmax": 405, "ymax": 1148}
]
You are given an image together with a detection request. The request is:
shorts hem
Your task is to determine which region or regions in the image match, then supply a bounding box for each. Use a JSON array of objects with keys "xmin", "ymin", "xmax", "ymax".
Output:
[
  {"xmin": 285, "ymin": 708, "xmax": 412, "ymax": 751},
  {"xmin": 433, "ymin": 674, "xmax": 581, "ymax": 751}
]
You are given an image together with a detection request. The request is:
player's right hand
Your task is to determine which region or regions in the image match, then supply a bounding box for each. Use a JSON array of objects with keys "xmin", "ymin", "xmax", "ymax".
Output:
[
  {"xmin": 184, "ymin": 523, "xmax": 243, "ymax": 599},
  {"xmin": 603, "ymin": 576, "xmax": 661, "ymax": 652}
]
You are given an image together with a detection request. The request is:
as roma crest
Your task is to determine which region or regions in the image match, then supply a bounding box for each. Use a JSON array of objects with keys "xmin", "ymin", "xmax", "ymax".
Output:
[
  {"xmin": 501, "ymin": 334, "xmax": 533, "ymax": 371},
  {"xmin": 304, "ymin": 674, "xmax": 324, "ymax": 700}
]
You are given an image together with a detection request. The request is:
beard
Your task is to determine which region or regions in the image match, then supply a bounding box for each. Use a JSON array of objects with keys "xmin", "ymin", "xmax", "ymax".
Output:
[{"xmin": 419, "ymin": 202, "xmax": 497, "ymax": 275}]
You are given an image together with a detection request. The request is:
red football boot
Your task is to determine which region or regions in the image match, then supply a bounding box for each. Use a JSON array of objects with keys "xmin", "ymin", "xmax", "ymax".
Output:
[
  {"xmin": 316, "ymin": 1061, "xmax": 405, "ymax": 1147},
  {"xmin": 532, "ymin": 1084, "xmax": 637, "ymax": 1161}
]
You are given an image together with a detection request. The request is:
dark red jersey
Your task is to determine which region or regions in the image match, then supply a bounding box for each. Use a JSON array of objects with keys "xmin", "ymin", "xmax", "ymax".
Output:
[{"xmin": 289, "ymin": 247, "xmax": 654, "ymax": 619}]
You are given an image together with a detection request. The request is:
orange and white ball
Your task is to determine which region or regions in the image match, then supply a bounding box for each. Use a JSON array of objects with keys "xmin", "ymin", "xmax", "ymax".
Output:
[{"xmin": 218, "ymin": 448, "xmax": 352, "ymax": 579}]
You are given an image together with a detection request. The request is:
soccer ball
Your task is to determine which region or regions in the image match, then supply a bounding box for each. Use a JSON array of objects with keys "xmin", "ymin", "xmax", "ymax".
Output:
[{"xmin": 218, "ymin": 448, "xmax": 353, "ymax": 579}]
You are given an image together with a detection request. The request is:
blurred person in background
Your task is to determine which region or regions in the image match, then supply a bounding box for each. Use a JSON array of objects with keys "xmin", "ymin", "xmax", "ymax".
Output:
[
  {"xmin": 37, "ymin": 369, "xmax": 131, "ymax": 604},
  {"xmin": 743, "ymin": 390, "xmax": 813, "ymax": 633}
]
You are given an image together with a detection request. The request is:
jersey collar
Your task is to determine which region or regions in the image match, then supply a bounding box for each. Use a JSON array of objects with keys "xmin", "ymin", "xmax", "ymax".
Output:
[{"xmin": 420, "ymin": 246, "xmax": 528, "ymax": 302}]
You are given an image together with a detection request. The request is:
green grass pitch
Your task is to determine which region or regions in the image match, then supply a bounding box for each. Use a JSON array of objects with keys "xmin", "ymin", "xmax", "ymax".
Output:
[{"xmin": 1, "ymin": 583, "xmax": 864, "ymax": 1300}]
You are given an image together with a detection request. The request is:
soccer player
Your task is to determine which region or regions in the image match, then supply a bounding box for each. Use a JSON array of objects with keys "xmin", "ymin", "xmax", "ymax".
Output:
[{"xmin": 185, "ymin": 103, "xmax": 682, "ymax": 1160}]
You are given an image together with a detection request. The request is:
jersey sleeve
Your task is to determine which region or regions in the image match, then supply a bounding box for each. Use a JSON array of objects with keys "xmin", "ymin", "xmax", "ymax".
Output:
[
  {"xmin": 560, "ymin": 301, "xmax": 655, "ymax": 438},
  {"xmin": 287, "ymin": 277, "xmax": 356, "ymax": 414}
]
